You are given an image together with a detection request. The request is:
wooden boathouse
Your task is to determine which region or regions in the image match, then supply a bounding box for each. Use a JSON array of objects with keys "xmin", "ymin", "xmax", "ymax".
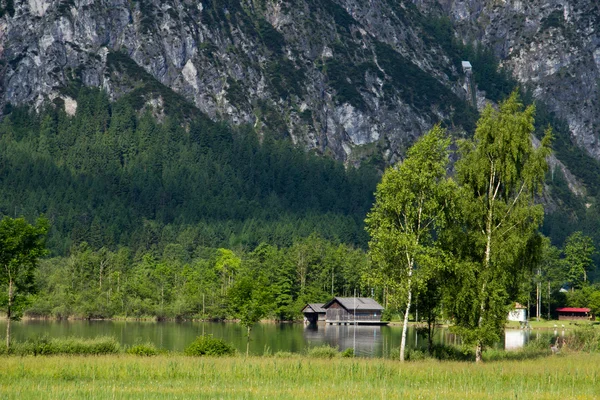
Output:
[
  {"xmin": 301, "ymin": 303, "xmax": 326, "ymax": 324},
  {"xmin": 322, "ymin": 297, "xmax": 386, "ymax": 325}
]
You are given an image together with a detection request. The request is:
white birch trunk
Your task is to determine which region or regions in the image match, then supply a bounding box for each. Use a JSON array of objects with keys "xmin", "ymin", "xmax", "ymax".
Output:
[{"xmin": 400, "ymin": 268, "xmax": 413, "ymax": 362}]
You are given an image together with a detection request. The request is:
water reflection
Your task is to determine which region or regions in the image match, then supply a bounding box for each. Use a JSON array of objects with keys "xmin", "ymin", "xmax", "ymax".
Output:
[
  {"xmin": 504, "ymin": 330, "xmax": 529, "ymax": 350},
  {"xmin": 0, "ymin": 320, "xmax": 556, "ymax": 357},
  {"xmin": 303, "ymin": 323, "xmax": 468, "ymax": 357},
  {"xmin": 304, "ymin": 324, "xmax": 384, "ymax": 357}
]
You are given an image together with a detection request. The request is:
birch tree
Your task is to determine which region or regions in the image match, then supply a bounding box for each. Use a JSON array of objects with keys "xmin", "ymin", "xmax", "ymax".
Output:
[
  {"xmin": 448, "ymin": 92, "xmax": 552, "ymax": 362},
  {"xmin": 0, "ymin": 217, "xmax": 48, "ymax": 350},
  {"xmin": 366, "ymin": 126, "xmax": 453, "ymax": 361}
]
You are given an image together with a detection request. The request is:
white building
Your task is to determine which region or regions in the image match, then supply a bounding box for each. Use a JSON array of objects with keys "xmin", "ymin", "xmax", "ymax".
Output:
[{"xmin": 507, "ymin": 302, "xmax": 527, "ymax": 323}]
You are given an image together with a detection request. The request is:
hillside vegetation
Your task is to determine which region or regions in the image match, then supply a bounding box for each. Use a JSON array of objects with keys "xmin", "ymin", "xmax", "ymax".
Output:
[{"xmin": 0, "ymin": 88, "xmax": 377, "ymax": 255}]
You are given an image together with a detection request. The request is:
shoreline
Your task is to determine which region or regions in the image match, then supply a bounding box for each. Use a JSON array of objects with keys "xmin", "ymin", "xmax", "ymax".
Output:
[{"xmin": 2, "ymin": 315, "xmax": 595, "ymax": 330}]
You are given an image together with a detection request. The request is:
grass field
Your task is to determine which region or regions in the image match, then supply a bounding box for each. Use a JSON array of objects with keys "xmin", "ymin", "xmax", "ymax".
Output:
[{"xmin": 1, "ymin": 353, "xmax": 599, "ymax": 399}]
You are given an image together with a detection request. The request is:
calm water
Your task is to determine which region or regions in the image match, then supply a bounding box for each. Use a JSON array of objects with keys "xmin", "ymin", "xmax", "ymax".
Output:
[{"xmin": 0, "ymin": 320, "xmax": 545, "ymax": 357}]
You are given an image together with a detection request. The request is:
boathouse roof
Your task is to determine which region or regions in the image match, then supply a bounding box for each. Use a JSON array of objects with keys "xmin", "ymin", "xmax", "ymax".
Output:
[
  {"xmin": 302, "ymin": 303, "xmax": 326, "ymax": 313},
  {"xmin": 323, "ymin": 297, "xmax": 384, "ymax": 311}
]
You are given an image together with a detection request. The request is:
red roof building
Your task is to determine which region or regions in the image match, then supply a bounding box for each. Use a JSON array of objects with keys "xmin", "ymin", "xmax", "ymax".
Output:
[{"xmin": 555, "ymin": 307, "xmax": 593, "ymax": 321}]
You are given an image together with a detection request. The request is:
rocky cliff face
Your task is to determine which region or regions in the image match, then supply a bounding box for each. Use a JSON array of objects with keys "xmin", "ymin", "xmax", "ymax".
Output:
[
  {"xmin": 414, "ymin": 0, "xmax": 600, "ymax": 160},
  {"xmin": 2, "ymin": 0, "xmax": 598, "ymax": 168},
  {"xmin": 0, "ymin": 0, "xmax": 475, "ymax": 164}
]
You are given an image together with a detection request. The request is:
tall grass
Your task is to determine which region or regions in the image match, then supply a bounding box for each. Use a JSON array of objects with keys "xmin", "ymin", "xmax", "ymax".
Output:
[
  {"xmin": 0, "ymin": 336, "xmax": 120, "ymax": 356},
  {"xmin": 0, "ymin": 353, "xmax": 599, "ymax": 399},
  {"xmin": 1, "ymin": 329, "xmax": 600, "ymax": 398}
]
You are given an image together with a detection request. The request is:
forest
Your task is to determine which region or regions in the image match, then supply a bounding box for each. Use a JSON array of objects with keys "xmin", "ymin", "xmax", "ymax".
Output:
[
  {"xmin": 0, "ymin": 88, "xmax": 378, "ymax": 255},
  {"xmin": 0, "ymin": 87, "xmax": 379, "ymax": 320},
  {"xmin": 0, "ymin": 87, "xmax": 599, "ymax": 324}
]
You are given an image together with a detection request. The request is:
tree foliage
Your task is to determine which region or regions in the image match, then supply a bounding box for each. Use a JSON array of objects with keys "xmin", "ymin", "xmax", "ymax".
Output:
[
  {"xmin": 26, "ymin": 233, "xmax": 368, "ymax": 322},
  {"xmin": 445, "ymin": 91, "xmax": 552, "ymax": 361},
  {"xmin": 563, "ymin": 231, "xmax": 595, "ymax": 289},
  {"xmin": 366, "ymin": 125, "xmax": 454, "ymax": 361},
  {"xmin": 0, "ymin": 88, "xmax": 378, "ymax": 256},
  {"xmin": 0, "ymin": 216, "xmax": 48, "ymax": 349}
]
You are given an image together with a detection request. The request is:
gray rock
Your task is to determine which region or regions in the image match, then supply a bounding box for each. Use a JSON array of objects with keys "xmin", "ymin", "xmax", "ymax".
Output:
[{"xmin": 0, "ymin": 0, "xmax": 473, "ymax": 164}]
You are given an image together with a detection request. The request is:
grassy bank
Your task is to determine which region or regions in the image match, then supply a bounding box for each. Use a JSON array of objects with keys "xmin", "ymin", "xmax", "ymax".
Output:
[
  {"xmin": 385, "ymin": 320, "xmax": 599, "ymax": 330},
  {"xmin": 505, "ymin": 320, "xmax": 598, "ymax": 330},
  {"xmin": 1, "ymin": 353, "xmax": 599, "ymax": 399}
]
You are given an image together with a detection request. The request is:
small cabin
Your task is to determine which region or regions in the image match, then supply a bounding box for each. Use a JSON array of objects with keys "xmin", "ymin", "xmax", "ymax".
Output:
[
  {"xmin": 507, "ymin": 302, "xmax": 527, "ymax": 323},
  {"xmin": 462, "ymin": 60, "xmax": 473, "ymax": 74},
  {"xmin": 301, "ymin": 303, "xmax": 326, "ymax": 324},
  {"xmin": 556, "ymin": 307, "xmax": 593, "ymax": 321},
  {"xmin": 322, "ymin": 297, "xmax": 386, "ymax": 325}
]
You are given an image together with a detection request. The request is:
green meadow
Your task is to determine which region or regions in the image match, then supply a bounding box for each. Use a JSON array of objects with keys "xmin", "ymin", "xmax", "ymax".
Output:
[{"xmin": 1, "ymin": 353, "xmax": 599, "ymax": 399}]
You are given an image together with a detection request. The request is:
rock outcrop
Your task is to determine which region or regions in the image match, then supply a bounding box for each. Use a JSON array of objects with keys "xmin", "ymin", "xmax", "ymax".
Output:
[
  {"xmin": 0, "ymin": 0, "xmax": 475, "ymax": 164},
  {"xmin": 1, "ymin": 0, "xmax": 598, "ymax": 169},
  {"xmin": 415, "ymin": 0, "xmax": 600, "ymax": 161}
]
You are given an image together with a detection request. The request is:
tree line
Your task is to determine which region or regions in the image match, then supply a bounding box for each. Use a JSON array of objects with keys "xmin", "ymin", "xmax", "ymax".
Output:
[{"xmin": 21, "ymin": 233, "xmax": 366, "ymax": 322}]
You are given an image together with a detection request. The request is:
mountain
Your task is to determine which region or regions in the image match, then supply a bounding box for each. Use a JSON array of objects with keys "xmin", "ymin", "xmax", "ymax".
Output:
[
  {"xmin": 1, "ymin": 0, "xmax": 600, "ymax": 251},
  {"xmin": 414, "ymin": 0, "xmax": 600, "ymax": 160},
  {"xmin": 3, "ymin": 0, "xmax": 600, "ymax": 320},
  {"xmin": 2, "ymin": 1, "xmax": 598, "ymax": 163},
  {"xmin": 1, "ymin": 0, "xmax": 480, "ymax": 165}
]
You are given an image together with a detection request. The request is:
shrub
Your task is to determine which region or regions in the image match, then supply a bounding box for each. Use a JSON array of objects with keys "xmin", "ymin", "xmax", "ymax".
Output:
[
  {"xmin": 341, "ymin": 348, "xmax": 354, "ymax": 358},
  {"xmin": 184, "ymin": 335, "xmax": 236, "ymax": 357},
  {"xmin": 430, "ymin": 344, "xmax": 473, "ymax": 361},
  {"xmin": 389, "ymin": 344, "xmax": 473, "ymax": 361},
  {"xmin": 406, "ymin": 349, "xmax": 427, "ymax": 361},
  {"xmin": 127, "ymin": 343, "xmax": 159, "ymax": 356},
  {"xmin": 307, "ymin": 345, "xmax": 339, "ymax": 359}
]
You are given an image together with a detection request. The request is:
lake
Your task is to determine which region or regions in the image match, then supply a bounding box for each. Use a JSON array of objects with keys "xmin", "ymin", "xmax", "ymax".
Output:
[{"xmin": 0, "ymin": 320, "xmax": 552, "ymax": 357}]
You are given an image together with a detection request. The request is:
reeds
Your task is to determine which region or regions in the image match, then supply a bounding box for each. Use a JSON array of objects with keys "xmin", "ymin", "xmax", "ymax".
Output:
[{"xmin": 0, "ymin": 336, "xmax": 120, "ymax": 356}]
